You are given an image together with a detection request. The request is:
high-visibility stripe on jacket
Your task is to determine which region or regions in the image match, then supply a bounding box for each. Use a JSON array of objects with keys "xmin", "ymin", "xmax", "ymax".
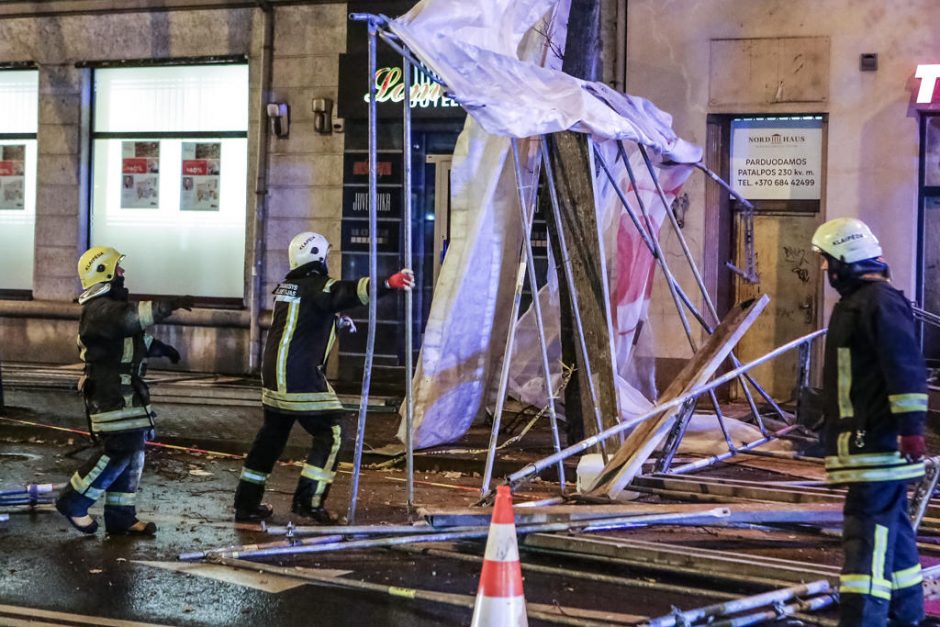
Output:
[
  {"xmin": 822, "ymin": 280, "xmax": 927, "ymax": 484},
  {"xmin": 261, "ymin": 265, "xmax": 383, "ymax": 415},
  {"xmin": 77, "ymin": 293, "xmax": 177, "ymax": 434}
]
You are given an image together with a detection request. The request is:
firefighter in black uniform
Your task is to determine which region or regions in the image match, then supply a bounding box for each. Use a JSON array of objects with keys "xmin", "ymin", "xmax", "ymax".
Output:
[
  {"xmin": 234, "ymin": 231, "xmax": 414, "ymax": 523},
  {"xmin": 813, "ymin": 217, "xmax": 928, "ymax": 626},
  {"xmin": 55, "ymin": 246, "xmax": 192, "ymax": 535}
]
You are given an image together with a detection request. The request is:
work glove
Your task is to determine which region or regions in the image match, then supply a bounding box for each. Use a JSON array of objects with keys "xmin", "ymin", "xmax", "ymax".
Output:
[
  {"xmin": 169, "ymin": 295, "xmax": 195, "ymax": 312},
  {"xmin": 385, "ymin": 269, "xmax": 415, "ymax": 291},
  {"xmin": 336, "ymin": 313, "xmax": 357, "ymax": 334},
  {"xmin": 149, "ymin": 339, "xmax": 181, "ymax": 364},
  {"xmin": 900, "ymin": 434, "xmax": 927, "ymax": 463}
]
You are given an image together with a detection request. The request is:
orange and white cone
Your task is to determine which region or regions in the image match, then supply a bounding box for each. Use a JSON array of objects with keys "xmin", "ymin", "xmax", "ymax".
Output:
[{"xmin": 471, "ymin": 485, "xmax": 528, "ymax": 627}]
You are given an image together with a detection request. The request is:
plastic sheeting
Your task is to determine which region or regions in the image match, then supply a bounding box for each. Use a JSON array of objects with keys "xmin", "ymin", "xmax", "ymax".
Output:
[
  {"xmin": 508, "ymin": 143, "xmax": 692, "ymax": 427},
  {"xmin": 388, "ymin": 0, "xmax": 702, "ymax": 163},
  {"xmin": 391, "ymin": 0, "xmax": 703, "ymax": 448}
]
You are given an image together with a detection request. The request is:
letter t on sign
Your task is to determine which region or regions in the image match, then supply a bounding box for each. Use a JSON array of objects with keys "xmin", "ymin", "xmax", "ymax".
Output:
[{"xmin": 916, "ymin": 65, "xmax": 940, "ymax": 104}]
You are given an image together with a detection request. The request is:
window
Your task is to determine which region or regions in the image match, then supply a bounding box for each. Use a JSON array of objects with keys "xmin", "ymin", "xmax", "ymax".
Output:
[
  {"xmin": 90, "ymin": 64, "xmax": 248, "ymax": 299},
  {"xmin": 0, "ymin": 69, "xmax": 38, "ymax": 293}
]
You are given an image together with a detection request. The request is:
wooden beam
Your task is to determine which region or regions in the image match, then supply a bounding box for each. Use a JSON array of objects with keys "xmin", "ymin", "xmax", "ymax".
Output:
[
  {"xmin": 546, "ymin": 132, "xmax": 622, "ymax": 439},
  {"xmin": 588, "ymin": 295, "xmax": 770, "ymax": 498}
]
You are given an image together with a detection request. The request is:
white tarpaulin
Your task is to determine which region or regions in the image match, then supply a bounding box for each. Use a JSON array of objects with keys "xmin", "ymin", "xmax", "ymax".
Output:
[{"xmin": 392, "ymin": 0, "xmax": 703, "ymax": 448}]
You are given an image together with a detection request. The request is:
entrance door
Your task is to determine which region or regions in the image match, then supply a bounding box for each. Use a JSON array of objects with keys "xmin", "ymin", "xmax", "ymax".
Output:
[
  {"xmin": 733, "ymin": 213, "xmax": 820, "ymax": 399},
  {"xmin": 724, "ymin": 115, "xmax": 826, "ymax": 401}
]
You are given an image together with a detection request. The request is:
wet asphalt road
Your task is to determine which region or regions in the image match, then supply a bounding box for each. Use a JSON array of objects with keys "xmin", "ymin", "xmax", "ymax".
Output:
[
  {"xmin": 0, "ymin": 431, "xmax": 757, "ymax": 626},
  {"xmin": 0, "ymin": 436, "xmax": 478, "ymax": 626},
  {"xmin": 0, "ymin": 427, "xmax": 828, "ymax": 626}
]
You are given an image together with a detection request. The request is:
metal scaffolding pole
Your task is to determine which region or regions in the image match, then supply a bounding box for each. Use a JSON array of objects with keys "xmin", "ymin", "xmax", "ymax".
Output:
[
  {"xmin": 346, "ymin": 16, "xmax": 379, "ymax": 525},
  {"xmin": 645, "ymin": 579, "xmax": 832, "ymax": 627},
  {"xmin": 509, "ymin": 138, "xmax": 565, "ymax": 492},
  {"xmin": 402, "ymin": 56, "xmax": 415, "ymax": 513},
  {"xmin": 539, "ymin": 137, "xmax": 608, "ymax": 459},
  {"xmin": 480, "ymin": 140, "xmax": 545, "ymax": 497},
  {"xmin": 504, "ymin": 329, "xmax": 825, "ymax": 490}
]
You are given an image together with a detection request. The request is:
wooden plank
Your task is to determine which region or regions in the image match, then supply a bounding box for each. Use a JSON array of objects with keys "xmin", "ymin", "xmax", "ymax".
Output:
[
  {"xmin": 524, "ymin": 534, "xmax": 840, "ymax": 585},
  {"xmin": 546, "ymin": 132, "xmax": 621, "ymax": 438},
  {"xmin": 588, "ymin": 295, "xmax": 770, "ymax": 498}
]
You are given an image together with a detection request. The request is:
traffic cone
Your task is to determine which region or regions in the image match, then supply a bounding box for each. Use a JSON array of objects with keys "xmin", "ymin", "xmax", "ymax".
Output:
[{"xmin": 471, "ymin": 485, "xmax": 528, "ymax": 627}]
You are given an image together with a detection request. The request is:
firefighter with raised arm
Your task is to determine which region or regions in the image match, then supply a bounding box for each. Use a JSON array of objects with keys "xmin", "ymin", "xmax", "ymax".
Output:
[
  {"xmin": 233, "ymin": 231, "xmax": 414, "ymax": 524},
  {"xmin": 813, "ymin": 218, "xmax": 928, "ymax": 626},
  {"xmin": 55, "ymin": 246, "xmax": 192, "ymax": 536}
]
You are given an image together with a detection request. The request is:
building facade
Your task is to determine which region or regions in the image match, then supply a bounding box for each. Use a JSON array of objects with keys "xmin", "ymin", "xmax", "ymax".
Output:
[{"xmin": 0, "ymin": 0, "xmax": 936, "ymax": 398}]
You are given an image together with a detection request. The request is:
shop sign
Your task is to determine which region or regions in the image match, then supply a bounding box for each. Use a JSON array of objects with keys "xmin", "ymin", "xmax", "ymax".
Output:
[
  {"xmin": 365, "ymin": 66, "xmax": 459, "ymax": 110},
  {"xmin": 338, "ymin": 53, "xmax": 467, "ymax": 120},
  {"xmin": 343, "ymin": 186, "xmax": 402, "ymax": 219},
  {"xmin": 730, "ymin": 120, "xmax": 822, "ymax": 201}
]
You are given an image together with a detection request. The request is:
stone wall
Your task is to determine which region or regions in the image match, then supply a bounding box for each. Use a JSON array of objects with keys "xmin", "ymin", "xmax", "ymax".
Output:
[{"xmin": 0, "ymin": 3, "xmax": 347, "ymax": 373}]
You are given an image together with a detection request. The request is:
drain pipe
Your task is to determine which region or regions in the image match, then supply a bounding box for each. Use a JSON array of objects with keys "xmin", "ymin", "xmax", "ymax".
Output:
[{"xmin": 247, "ymin": 0, "xmax": 275, "ymax": 373}]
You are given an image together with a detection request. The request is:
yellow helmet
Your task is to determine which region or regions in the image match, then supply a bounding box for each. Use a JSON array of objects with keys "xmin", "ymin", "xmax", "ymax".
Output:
[
  {"xmin": 77, "ymin": 246, "xmax": 124, "ymax": 289},
  {"xmin": 811, "ymin": 217, "xmax": 882, "ymax": 264}
]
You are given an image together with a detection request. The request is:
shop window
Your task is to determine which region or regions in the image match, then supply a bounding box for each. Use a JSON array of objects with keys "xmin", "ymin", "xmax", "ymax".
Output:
[
  {"xmin": 0, "ymin": 70, "xmax": 38, "ymax": 294},
  {"xmin": 90, "ymin": 64, "xmax": 248, "ymax": 299}
]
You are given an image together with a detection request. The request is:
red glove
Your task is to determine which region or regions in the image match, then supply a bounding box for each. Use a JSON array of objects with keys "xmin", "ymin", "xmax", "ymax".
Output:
[
  {"xmin": 385, "ymin": 269, "xmax": 415, "ymax": 291},
  {"xmin": 900, "ymin": 435, "xmax": 926, "ymax": 462}
]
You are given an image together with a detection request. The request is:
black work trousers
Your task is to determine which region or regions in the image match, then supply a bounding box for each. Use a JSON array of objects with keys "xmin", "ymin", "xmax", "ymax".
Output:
[
  {"xmin": 839, "ymin": 481, "xmax": 923, "ymax": 627},
  {"xmin": 234, "ymin": 407, "xmax": 343, "ymax": 512}
]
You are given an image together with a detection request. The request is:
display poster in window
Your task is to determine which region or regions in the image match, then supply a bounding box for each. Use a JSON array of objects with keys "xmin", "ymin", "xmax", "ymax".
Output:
[
  {"xmin": 0, "ymin": 144, "xmax": 26, "ymax": 210},
  {"xmin": 121, "ymin": 141, "xmax": 160, "ymax": 209},
  {"xmin": 180, "ymin": 142, "xmax": 221, "ymax": 211},
  {"xmin": 730, "ymin": 120, "xmax": 822, "ymax": 201}
]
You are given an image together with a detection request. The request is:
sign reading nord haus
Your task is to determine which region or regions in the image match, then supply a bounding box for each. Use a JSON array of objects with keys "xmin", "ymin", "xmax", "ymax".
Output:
[{"xmin": 731, "ymin": 118, "xmax": 823, "ymax": 201}]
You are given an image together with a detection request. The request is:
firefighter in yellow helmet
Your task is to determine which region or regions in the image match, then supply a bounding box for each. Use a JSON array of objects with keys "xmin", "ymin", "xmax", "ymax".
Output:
[
  {"xmin": 233, "ymin": 232, "xmax": 414, "ymax": 523},
  {"xmin": 55, "ymin": 246, "xmax": 193, "ymax": 535},
  {"xmin": 812, "ymin": 218, "xmax": 927, "ymax": 625}
]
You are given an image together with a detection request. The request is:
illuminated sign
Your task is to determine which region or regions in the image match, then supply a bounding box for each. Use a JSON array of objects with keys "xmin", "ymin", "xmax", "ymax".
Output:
[
  {"xmin": 916, "ymin": 64, "xmax": 940, "ymax": 104},
  {"xmin": 363, "ymin": 66, "xmax": 459, "ymax": 109}
]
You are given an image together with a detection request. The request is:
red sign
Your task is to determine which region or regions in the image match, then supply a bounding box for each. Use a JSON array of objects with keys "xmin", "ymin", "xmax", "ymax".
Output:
[
  {"xmin": 122, "ymin": 158, "xmax": 148, "ymax": 174},
  {"xmin": 0, "ymin": 161, "xmax": 14, "ymax": 176},
  {"xmin": 182, "ymin": 160, "xmax": 209, "ymax": 176}
]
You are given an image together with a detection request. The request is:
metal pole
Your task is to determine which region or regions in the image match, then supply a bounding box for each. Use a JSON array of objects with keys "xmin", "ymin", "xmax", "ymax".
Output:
[
  {"xmin": 479, "ymin": 141, "xmax": 543, "ymax": 497},
  {"xmin": 708, "ymin": 595, "xmax": 837, "ymax": 627},
  {"xmin": 209, "ymin": 508, "xmax": 729, "ymax": 560},
  {"xmin": 645, "ymin": 579, "xmax": 831, "ymax": 627},
  {"xmin": 540, "ymin": 138, "xmax": 608, "ymax": 458},
  {"xmin": 640, "ymin": 145, "xmax": 786, "ymax": 430},
  {"xmin": 346, "ymin": 18, "xmax": 379, "ymax": 526},
  {"xmin": 504, "ymin": 330, "xmax": 825, "ymax": 490},
  {"xmin": 510, "ymin": 139, "xmax": 565, "ymax": 491},
  {"xmin": 178, "ymin": 533, "xmax": 345, "ymax": 562},
  {"xmin": 402, "ymin": 56, "xmax": 415, "ymax": 514},
  {"xmin": 668, "ymin": 424, "xmax": 801, "ymax": 475}
]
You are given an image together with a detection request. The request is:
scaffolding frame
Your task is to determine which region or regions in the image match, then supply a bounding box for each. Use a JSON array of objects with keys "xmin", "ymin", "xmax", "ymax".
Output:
[{"xmin": 346, "ymin": 13, "xmax": 810, "ymax": 518}]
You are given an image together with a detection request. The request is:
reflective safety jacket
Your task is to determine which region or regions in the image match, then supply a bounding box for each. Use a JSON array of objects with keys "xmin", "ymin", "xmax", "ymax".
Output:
[
  {"xmin": 261, "ymin": 266, "xmax": 385, "ymax": 415},
  {"xmin": 78, "ymin": 294, "xmax": 177, "ymax": 435},
  {"xmin": 822, "ymin": 279, "xmax": 927, "ymax": 484}
]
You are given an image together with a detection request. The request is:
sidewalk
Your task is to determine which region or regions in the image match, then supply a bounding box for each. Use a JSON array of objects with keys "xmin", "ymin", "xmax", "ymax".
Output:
[{"xmin": 0, "ymin": 362, "xmax": 567, "ymax": 482}]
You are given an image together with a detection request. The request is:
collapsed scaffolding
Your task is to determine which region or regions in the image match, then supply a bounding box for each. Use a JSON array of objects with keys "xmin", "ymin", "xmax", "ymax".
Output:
[{"xmin": 337, "ymin": 10, "xmax": 818, "ymax": 516}]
